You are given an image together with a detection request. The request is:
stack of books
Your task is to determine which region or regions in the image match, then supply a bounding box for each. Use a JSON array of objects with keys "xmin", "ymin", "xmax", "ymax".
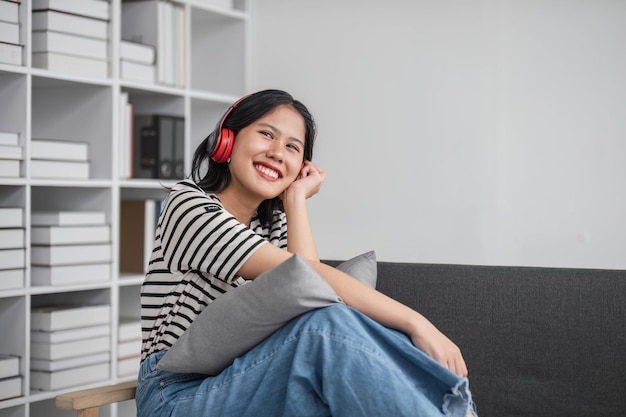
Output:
[
  {"xmin": 30, "ymin": 304, "xmax": 111, "ymax": 391},
  {"xmin": 0, "ymin": 0, "xmax": 22, "ymax": 66},
  {"xmin": 31, "ymin": 0, "xmax": 110, "ymax": 78},
  {"xmin": 0, "ymin": 130, "xmax": 22, "ymax": 178},
  {"xmin": 117, "ymin": 317, "xmax": 142, "ymax": 378},
  {"xmin": 31, "ymin": 209, "xmax": 111, "ymax": 286},
  {"xmin": 30, "ymin": 138, "xmax": 90, "ymax": 180},
  {"xmin": 122, "ymin": 0, "xmax": 186, "ymax": 87},
  {"xmin": 0, "ymin": 354, "xmax": 22, "ymax": 400},
  {"xmin": 120, "ymin": 39, "xmax": 157, "ymax": 84},
  {"xmin": 0, "ymin": 207, "xmax": 25, "ymax": 290}
]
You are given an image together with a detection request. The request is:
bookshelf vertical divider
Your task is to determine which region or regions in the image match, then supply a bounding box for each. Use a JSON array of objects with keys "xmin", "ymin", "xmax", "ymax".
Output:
[{"xmin": 0, "ymin": 1, "xmax": 249, "ymax": 416}]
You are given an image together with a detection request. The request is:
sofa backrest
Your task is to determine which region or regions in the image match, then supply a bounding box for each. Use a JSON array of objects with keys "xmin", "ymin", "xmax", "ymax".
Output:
[{"xmin": 373, "ymin": 262, "xmax": 626, "ymax": 417}]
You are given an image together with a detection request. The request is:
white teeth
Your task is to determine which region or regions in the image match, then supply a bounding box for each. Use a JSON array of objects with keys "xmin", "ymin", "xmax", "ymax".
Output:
[{"xmin": 255, "ymin": 164, "xmax": 279, "ymax": 179}]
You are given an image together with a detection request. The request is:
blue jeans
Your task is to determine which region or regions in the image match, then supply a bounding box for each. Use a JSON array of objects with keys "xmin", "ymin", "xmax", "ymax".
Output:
[{"xmin": 136, "ymin": 305, "xmax": 476, "ymax": 417}]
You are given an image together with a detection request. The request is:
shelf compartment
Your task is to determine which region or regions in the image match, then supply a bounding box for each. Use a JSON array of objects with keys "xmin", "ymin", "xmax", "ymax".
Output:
[
  {"xmin": 190, "ymin": 6, "xmax": 246, "ymax": 95},
  {"xmin": 31, "ymin": 77, "xmax": 113, "ymax": 181}
]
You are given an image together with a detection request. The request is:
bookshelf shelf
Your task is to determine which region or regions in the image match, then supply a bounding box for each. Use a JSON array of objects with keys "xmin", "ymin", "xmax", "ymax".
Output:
[{"xmin": 0, "ymin": 0, "xmax": 250, "ymax": 415}]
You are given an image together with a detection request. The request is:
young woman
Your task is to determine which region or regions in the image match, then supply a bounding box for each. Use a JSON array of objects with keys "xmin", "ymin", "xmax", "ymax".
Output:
[{"xmin": 137, "ymin": 89, "xmax": 477, "ymax": 417}]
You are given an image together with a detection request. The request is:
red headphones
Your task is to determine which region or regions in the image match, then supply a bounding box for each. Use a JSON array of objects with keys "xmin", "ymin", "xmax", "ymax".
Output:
[{"xmin": 207, "ymin": 95, "xmax": 249, "ymax": 163}]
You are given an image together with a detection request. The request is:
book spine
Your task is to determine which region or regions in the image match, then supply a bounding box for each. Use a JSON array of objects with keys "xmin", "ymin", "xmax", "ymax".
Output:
[
  {"xmin": 30, "ymin": 139, "xmax": 89, "ymax": 161},
  {"xmin": 0, "ymin": 131, "xmax": 20, "ymax": 146},
  {"xmin": 0, "ymin": 248, "xmax": 25, "ymax": 269},
  {"xmin": 0, "ymin": 1, "xmax": 19, "ymax": 24},
  {"xmin": 0, "ymin": 207, "xmax": 23, "ymax": 228},
  {"xmin": 30, "ymin": 362, "xmax": 109, "ymax": 391},
  {"xmin": 0, "ymin": 268, "xmax": 24, "ymax": 290},
  {"xmin": 0, "ymin": 42, "xmax": 22, "ymax": 66},
  {"xmin": 32, "ymin": 31, "xmax": 109, "ymax": 60},
  {"xmin": 32, "ymin": 10, "xmax": 109, "ymax": 40},
  {"xmin": 31, "ymin": 304, "xmax": 111, "ymax": 332},
  {"xmin": 0, "ymin": 229, "xmax": 24, "ymax": 249},
  {"xmin": 32, "ymin": 0, "xmax": 110, "ymax": 21},
  {"xmin": 0, "ymin": 21, "xmax": 20, "ymax": 45},
  {"xmin": 30, "ymin": 160, "xmax": 89, "ymax": 180}
]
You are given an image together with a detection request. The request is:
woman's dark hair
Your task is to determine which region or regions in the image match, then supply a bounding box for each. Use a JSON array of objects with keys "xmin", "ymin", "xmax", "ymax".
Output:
[{"xmin": 191, "ymin": 89, "xmax": 317, "ymax": 226}]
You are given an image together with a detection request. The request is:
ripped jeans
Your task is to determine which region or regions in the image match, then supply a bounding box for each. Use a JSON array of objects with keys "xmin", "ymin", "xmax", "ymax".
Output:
[{"xmin": 136, "ymin": 305, "xmax": 477, "ymax": 417}]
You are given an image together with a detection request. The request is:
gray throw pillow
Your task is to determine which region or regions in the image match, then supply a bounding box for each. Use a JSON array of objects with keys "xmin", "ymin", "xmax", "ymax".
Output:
[
  {"xmin": 336, "ymin": 250, "xmax": 377, "ymax": 289},
  {"xmin": 157, "ymin": 254, "xmax": 343, "ymax": 375}
]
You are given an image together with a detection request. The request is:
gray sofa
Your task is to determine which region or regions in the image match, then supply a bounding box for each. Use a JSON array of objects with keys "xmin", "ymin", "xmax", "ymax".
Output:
[{"xmin": 328, "ymin": 260, "xmax": 626, "ymax": 417}]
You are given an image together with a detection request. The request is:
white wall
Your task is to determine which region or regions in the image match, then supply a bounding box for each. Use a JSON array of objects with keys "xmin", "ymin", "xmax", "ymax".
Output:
[{"xmin": 250, "ymin": 0, "xmax": 626, "ymax": 269}]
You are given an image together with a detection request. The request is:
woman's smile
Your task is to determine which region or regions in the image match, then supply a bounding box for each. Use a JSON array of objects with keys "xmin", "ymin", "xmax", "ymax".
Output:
[{"xmin": 254, "ymin": 163, "xmax": 282, "ymax": 180}]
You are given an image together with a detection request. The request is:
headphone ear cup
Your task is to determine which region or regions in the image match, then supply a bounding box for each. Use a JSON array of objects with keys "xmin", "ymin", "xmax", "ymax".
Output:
[{"xmin": 210, "ymin": 128, "xmax": 235, "ymax": 163}]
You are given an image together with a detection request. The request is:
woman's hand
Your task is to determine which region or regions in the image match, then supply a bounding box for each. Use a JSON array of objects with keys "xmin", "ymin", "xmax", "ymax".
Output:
[
  {"xmin": 408, "ymin": 315, "xmax": 468, "ymax": 378},
  {"xmin": 282, "ymin": 161, "xmax": 326, "ymax": 200}
]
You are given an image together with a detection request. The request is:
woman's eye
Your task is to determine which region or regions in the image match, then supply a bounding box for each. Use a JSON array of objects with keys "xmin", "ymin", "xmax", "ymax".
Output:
[
  {"xmin": 287, "ymin": 143, "xmax": 300, "ymax": 152},
  {"xmin": 260, "ymin": 131, "xmax": 273, "ymax": 139}
]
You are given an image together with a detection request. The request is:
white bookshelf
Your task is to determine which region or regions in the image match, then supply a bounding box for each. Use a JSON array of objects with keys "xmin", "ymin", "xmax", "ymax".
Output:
[{"xmin": 0, "ymin": 1, "xmax": 249, "ymax": 416}]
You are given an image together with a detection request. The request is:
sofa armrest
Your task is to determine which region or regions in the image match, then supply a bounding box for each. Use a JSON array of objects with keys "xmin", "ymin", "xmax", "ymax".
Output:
[{"xmin": 56, "ymin": 380, "xmax": 137, "ymax": 417}]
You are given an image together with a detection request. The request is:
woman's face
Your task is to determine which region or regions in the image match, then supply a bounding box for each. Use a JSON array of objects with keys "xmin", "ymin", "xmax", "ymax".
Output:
[{"xmin": 227, "ymin": 104, "xmax": 306, "ymax": 202}]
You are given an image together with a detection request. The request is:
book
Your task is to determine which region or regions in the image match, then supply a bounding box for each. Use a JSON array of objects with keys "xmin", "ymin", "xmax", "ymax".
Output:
[
  {"xmin": 31, "ymin": 335, "xmax": 110, "ymax": 360},
  {"xmin": 133, "ymin": 114, "xmax": 157, "ymax": 178},
  {"xmin": 0, "ymin": 268, "xmax": 24, "ymax": 290},
  {"xmin": 0, "ymin": 41, "xmax": 21, "ymax": 66},
  {"xmin": 120, "ymin": 200, "xmax": 157, "ymax": 274},
  {"xmin": 0, "ymin": 1, "xmax": 19, "ymax": 24},
  {"xmin": 32, "ymin": 10, "xmax": 109, "ymax": 40},
  {"xmin": 31, "ymin": 139, "xmax": 88, "ymax": 162},
  {"xmin": 0, "ymin": 21, "xmax": 19, "ymax": 45},
  {"xmin": 121, "ymin": 59, "xmax": 156, "ymax": 84},
  {"xmin": 0, "ymin": 144, "xmax": 22, "ymax": 159},
  {"xmin": 30, "ymin": 159, "xmax": 89, "ymax": 179},
  {"xmin": 0, "ymin": 131, "xmax": 19, "ymax": 146},
  {"xmin": 31, "ymin": 351, "xmax": 110, "ymax": 372},
  {"xmin": 0, "ymin": 228, "xmax": 23, "ymax": 249},
  {"xmin": 195, "ymin": 0, "xmax": 234, "ymax": 10},
  {"xmin": 31, "ymin": 225, "xmax": 111, "ymax": 245},
  {"xmin": 0, "ymin": 354, "xmax": 19, "ymax": 379},
  {"xmin": 174, "ymin": 117, "xmax": 185, "ymax": 179},
  {"xmin": 31, "ymin": 210, "xmax": 106, "ymax": 226},
  {"xmin": 31, "ymin": 324, "xmax": 110, "ymax": 344},
  {"xmin": 119, "ymin": 92, "xmax": 134, "ymax": 179},
  {"xmin": 0, "ymin": 376, "xmax": 21, "ymax": 400},
  {"xmin": 0, "ymin": 207, "xmax": 23, "ymax": 228},
  {"xmin": 118, "ymin": 318, "xmax": 142, "ymax": 342},
  {"xmin": 117, "ymin": 355, "xmax": 140, "ymax": 377},
  {"xmin": 0, "ymin": 248, "xmax": 25, "ymax": 269},
  {"xmin": 31, "ymin": 243, "xmax": 112, "ymax": 266},
  {"xmin": 117, "ymin": 339, "xmax": 140, "ymax": 358},
  {"xmin": 32, "ymin": 31, "xmax": 109, "ymax": 61},
  {"xmin": 32, "ymin": 0, "xmax": 110, "ymax": 21},
  {"xmin": 32, "ymin": 51, "xmax": 109, "ymax": 78},
  {"xmin": 155, "ymin": 115, "xmax": 177, "ymax": 179},
  {"xmin": 120, "ymin": 40, "xmax": 156, "ymax": 64},
  {"xmin": 30, "ymin": 362, "xmax": 109, "ymax": 391},
  {"xmin": 31, "ymin": 304, "xmax": 111, "ymax": 332},
  {"xmin": 0, "ymin": 159, "xmax": 20, "ymax": 177},
  {"xmin": 31, "ymin": 262, "xmax": 111, "ymax": 286}
]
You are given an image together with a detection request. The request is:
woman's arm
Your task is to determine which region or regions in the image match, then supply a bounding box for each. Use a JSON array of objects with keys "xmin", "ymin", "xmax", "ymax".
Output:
[
  {"xmin": 237, "ymin": 244, "xmax": 468, "ymax": 378},
  {"xmin": 281, "ymin": 161, "xmax": 325, "ymax": 261}
]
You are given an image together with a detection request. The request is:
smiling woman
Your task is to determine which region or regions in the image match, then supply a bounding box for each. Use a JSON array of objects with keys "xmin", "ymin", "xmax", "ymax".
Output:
[{"xmin": 136, "ymin": 89, "xmax": 477, "ymax": 417}]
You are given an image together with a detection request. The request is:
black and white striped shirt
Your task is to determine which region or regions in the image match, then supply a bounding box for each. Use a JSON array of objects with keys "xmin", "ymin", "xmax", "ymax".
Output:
[{"xmin": 140, "ymin": 180, "xmax": 288, "ymax": 360}]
